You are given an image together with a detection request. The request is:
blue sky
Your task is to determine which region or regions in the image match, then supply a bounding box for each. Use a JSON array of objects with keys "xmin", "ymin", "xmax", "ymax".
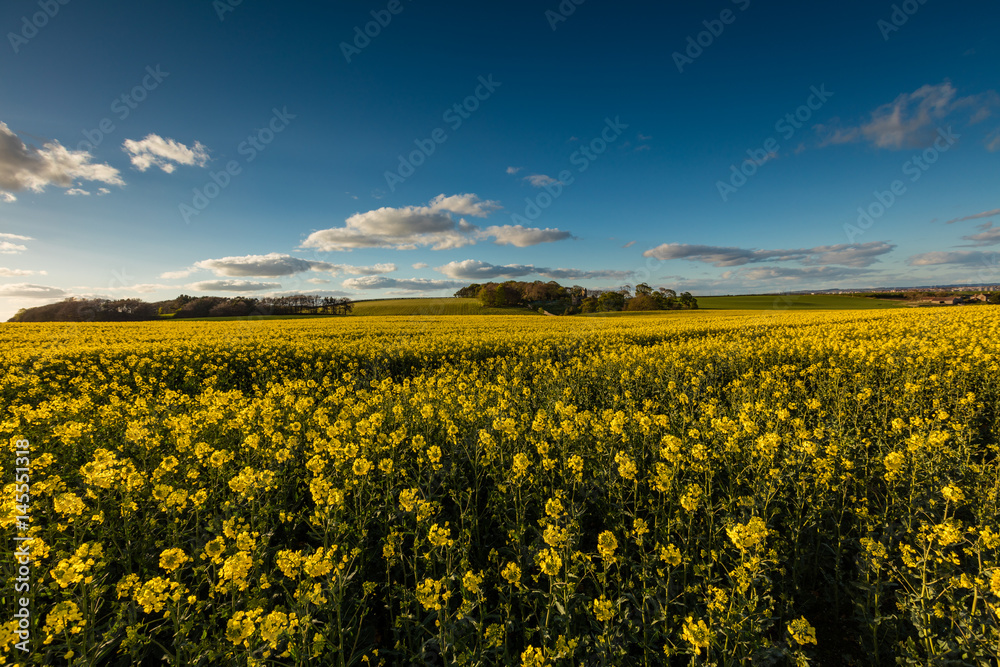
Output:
[{"xmin": 1, "ymin": 0, "xmax": 999, "ymax": 319}]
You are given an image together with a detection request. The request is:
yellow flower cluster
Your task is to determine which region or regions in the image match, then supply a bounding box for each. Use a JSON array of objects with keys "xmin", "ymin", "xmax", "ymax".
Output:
[
  {"xmin": 50, "ymin": 542, "xmax": 103, "ymax": 588},
  {"xmin": 134, "ymin": 577, "xmax": 185, "ymax": 614},
  {"xmin": 3, "ymin": 307, "xmax": 999, "ymax": 663},
  {"xmin": 415, "ymin": 577, "xmax": 450, "ymax": 611},
  {"xmin": 727, "ymin": 517, "xmax": 769, "ymax": 552}
]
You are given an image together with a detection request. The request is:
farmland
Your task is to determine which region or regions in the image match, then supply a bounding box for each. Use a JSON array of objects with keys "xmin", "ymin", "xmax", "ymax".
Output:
[
  {"xmin": 351, "ymin": 298, "xmax": 541, "ymax": 317},
  {"xmin": 694, "ymin": 294, "xmax": 908, "ymax": 311},
  {"xmin": 2, "ymin": 308, "xmax": 999, "ymax": 665}
]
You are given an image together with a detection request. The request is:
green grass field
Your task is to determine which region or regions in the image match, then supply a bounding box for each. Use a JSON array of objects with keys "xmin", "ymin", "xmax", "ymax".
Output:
[
  {"xmin": 355, "ymin": 295, "xmax": 908, "ymax": 316},
  {"xmin": 695, "ymin": 294, "xmax": 908, "ymax": 310},
  {"xmin": 351, "ymin": 298, "xmax": 541, "ymax": 316},
  {"xmin": 169, "ymin": 295, "xmax": 908, "ymax": 322}
]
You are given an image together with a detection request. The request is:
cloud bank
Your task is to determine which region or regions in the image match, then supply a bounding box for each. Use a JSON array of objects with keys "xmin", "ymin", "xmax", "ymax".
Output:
[
  {"xmin": 300, "ymin": 194, "xmax": 572, "ymax": 251},
  {"xmin": 0, "ymin": 121, "xmax": 123, "ymax": 200}
]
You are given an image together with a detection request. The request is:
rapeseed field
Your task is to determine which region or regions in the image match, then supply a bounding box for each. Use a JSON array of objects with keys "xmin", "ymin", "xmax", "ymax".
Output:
[{"xmin": 1, "ymin": 309, "xmax": 998, "ymax": 665}]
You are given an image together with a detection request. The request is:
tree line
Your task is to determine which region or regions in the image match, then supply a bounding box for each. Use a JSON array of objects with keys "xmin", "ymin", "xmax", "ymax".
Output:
[
  {"xmin": 455, "ymin": 280, "xmax": 697, "ymax": 313},
  {"xmin": 7, "ymin": 294, "xmax": 353, "ymax": 323}
]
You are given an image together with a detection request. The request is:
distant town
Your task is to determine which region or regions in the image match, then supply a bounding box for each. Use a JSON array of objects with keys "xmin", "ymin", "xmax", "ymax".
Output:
[{"xmin": 764, "ymin": 285, "xmax": 1000, "ymax": 306}]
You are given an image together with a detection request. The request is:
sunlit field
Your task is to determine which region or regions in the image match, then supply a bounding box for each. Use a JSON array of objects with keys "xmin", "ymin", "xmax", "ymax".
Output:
[{"xmin": 2, "ymin": 309, "xmax": 999, "ymax": 665}]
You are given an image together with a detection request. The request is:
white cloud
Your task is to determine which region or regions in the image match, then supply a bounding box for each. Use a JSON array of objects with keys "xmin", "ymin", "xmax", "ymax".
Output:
[
  {"xmin": 816, "ymin": 82, "xmax": 992, "ymax": 150},
  {"xmin": 122, "ymin": 134, "xmax": 210, "ymax": 173},
  {"xmin": 65, "ymin": 188, "xmax": 90, "ymax": 196},
  {"xmin": 0, "ymin": 241, "xmax": 28, "ymax": 254},
  {"xmin": 540, "ymin": 267, "xmax": 633, "ymax": 280},
  {"xmin": 0, "ymin": 283, "xmax": 67, "ymax": 298},
  {"xmin": 858, "ymin": 83, "xmax": 956, "ymax": 148},
  {"xmin": 435, "ymin": 259, "xmax": 632, "ymax": 282},
  {"xmin": 481, "ymin": 225, "xmax": 574, "ymax": 247},
  {"xmin": 0, "ymin": 233, "xmax": 33, "ymax": 241},
  {"xmin": 524, "ymin": 174, "xmax": 562, "ymax": 187},
  {"xmin": 0, "ymin": 121, "xmax": 123, "ymax": 199},
  {"xmin": 301, "ymin": 194, "xmax": 565, "ymax": 252},
  {"xmin": 721, "ymin": 266, "xmax": 871, "ymax": 282},
  {"xmin": 436, "ymin": 260, "xmax": 536, "ymax": 280},
  {"xmin": 412, "ymin": 262, "xmax": 429, "ymax": 269},
  {"xmin": 801, "ymin": 242, "xmax": 896, "ymax": 267},
  {"xmin": 97, "ymin": 187, "xmax": 110, "ymax": 196},
  {"xmin": 342, "ymin": 276, "xmax": 464, "ymax": 291},
  {"xmin": 188, "ymin": 279, "xmax": 281, "ymax": 292},
  {"xmin": 506, "ymin": 166, "xmax": 522, "ymax": 175},
  {"xmin": 160, "ymin": 268, "xmax": 197, "ymax": 279},
  {"xmin": 263, "ymin": 289, "xmax": 351, "ymax": 298},
  {"xmin": 335, "ymin": 263, "xmax": 396, "ymax": 275},
  {"xmin": 123, "ymin": 283, "xmax": 170, "ymax": 293},
  {"xmin": 945, "ymin": 209, "xmax": 1000, "ymax": 225},
  {"xmin": 622, "ymin": 241, "xmax": 636, "ymax": 248},
  {"xmin": 643, "ymin": 241, "xmax": 894, "ymax": 268},
  {"xmin": 960, "ymin": 223, "xmax": 1000, "ymax": 247},
  {"xmin": 302, "ymin": 200, "xmax": 476, "ymax": 252},
  {"xmin": 306, "ymin": 278, "xmax": 330, "ymax": 284},
  {"xmin": 170, "ymin": 255, "xmax": 398, "ymax": 279},
  {"xmin": 195, "ymin": 253, "xmax": 332, "ymax": 277},
  {"xmin": 1, "ymin": 193, "xmax": 16, "ymax": 203},
  {"xmin": 84, "ymin": 283, "xmax": 174, "ymax": 294},
  {"xmin": 907, "ymin": 250, "xmax": 997, "ymax": 266},
  {"xmin": 427, "ymin": 193, "xmax": 500, "ymax": 217},
  {"xmin": 0, "ymin": 268, "xmax": 45, "ymax": 277}
]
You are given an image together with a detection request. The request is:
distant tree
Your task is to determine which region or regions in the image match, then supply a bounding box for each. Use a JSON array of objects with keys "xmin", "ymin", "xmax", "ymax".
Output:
[
  {"xmin": 99, "ymin": 299, "xmax": 158, "ymax": 321},
  {"xmin": 174, "ymin": 297, "xmax": 227, "ymax": 318},
  {"xmin": 580, "ymin": 297, "xmax": 598, "ymax": 313},
  {"xmin": 477, "ymin": 283, "xmax": 501, "ymax": 307},
  {"xmin": 624, "ymin": 294, "xmax": 659, "ymax": 311},
  {"xmin": 634, "ymin": 283, "xmax": 653, "ymax": 297},
  {"xmin": 545, "ymin": 281, "xmax": 566, "ymax": 300},
  {"xmin": 678, "ymin": 292, "xmax": 698, "ymax": 309},
  {"xmin": 454, "ymin": 284, "xmax": 482, "ymax": 298},
  {"xmin": 477, "ymin": 282, "xmax": 523, "ymax": 308},
  {"xmin": 522, "ymin": 281, "xmax": 548, "ymax": 302},
  {"xmin": 598, "ymin": 291, "xmax": 625, "ymax": 312}
]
